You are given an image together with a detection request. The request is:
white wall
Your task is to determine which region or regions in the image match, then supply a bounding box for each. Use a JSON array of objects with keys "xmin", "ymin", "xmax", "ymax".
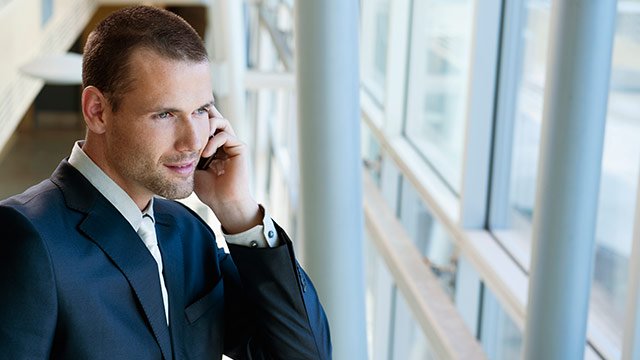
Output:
[{"xmin": 0, "ymin": 0, "xmax": 97, "ymax": 154}]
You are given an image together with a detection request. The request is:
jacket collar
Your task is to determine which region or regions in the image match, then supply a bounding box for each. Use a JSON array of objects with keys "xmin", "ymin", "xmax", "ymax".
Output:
[
  {"xmin": 51, "ymin": 160, "xmax": 174, "ymax": 360},
  {"xmin": 155, "ymin": 210, "xmax": 186, "ymax": 359}
]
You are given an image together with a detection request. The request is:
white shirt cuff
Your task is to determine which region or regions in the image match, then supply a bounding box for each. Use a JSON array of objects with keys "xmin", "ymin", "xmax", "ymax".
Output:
[{"xmin": 222, "ymin": 205, "xmax": 280, "ymax": 248}]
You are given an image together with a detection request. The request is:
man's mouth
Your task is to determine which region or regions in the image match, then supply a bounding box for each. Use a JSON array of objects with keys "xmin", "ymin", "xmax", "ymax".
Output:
[{"xmin": 165, "ymin": 161, "xmax": 196, "ymax": 175}]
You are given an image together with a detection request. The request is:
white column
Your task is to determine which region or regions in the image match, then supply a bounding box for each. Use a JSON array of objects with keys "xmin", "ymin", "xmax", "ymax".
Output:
[
  {"xmin": 295, "ymin": 1, "xmax": 368, "ymax": 359},
  {"xmin": 206, "ymin": 0, "xmax": 247, "ymax": 139},
  {"xmin": 524, "ymin": 1, "xmax": 617, "ymax": 359}
]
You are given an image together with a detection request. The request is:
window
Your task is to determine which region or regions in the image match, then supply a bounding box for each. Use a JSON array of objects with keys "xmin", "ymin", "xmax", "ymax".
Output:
[
  {"xmin": 502, "ymin": 0, "xmax": 550, "ymax": 240},
  {"xmin": 591, "ymin": 3, "xmax": 640, "ymax": 347},
  {"xmin": 361, "ymin": 0, "xmax": 391, "ymax": 106},
  {"xmin": 404, "ymin": 0, "xmax": 474, "ymax": 193},
  {"xmin": 399, "ymin": 177, "xmax": 458, "ymax": 299},
  {"xmin": 479, "ymin": 286, "xmax": 523, "ymax": 360},
  {"xmin": 492, "ymin": 0, "xmax": 640, "ymax": 352},
  {"xmin": 364, "ymin": 229, "xmax": 394, "ymax": 359},
  {"xmin": 362, "ymin": 124, "xmax": 383, "ymax": 187},
  {"xmin": 391, "ymin": 289, "xmax": 438, "ymax": 360}
]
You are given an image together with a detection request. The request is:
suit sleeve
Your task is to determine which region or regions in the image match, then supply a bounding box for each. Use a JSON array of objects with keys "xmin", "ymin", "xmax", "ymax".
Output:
[
  {"xmin": 222, "ymin": 222, "xmax": 332, "ymax": 360},
  {"xmin": 0, "ymin": 206, "xmax": 57, "ymax": 359}
]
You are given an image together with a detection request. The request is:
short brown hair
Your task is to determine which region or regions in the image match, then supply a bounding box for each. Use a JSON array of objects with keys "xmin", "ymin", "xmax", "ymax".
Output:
[{"xmin": 82, "ymin": 6, "xmax": 208, "ymax": 111}]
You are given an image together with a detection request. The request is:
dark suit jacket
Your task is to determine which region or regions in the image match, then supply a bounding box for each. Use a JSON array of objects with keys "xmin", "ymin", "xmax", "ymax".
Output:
[{"xmin": 0, "ymin": 161, "xmax": 331, "ymax": 359}]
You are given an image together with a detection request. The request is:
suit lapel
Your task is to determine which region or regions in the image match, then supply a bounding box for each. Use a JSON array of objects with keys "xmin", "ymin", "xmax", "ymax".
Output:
[
  {"xmin": 155, "ymin": 210, "xmax": 186, "ymax": 359},
  {"xmin": 51, "ymin": 161, "xmax": 173, "ymax": 360}
]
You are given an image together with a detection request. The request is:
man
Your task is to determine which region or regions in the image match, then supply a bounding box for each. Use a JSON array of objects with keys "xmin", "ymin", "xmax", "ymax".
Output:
[{"xmin": 0, "ymin": 6, "xmax": 331, "ymax": 359}]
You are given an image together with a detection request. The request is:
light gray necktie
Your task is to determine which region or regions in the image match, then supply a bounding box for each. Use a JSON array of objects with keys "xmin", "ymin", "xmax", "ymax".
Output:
[{"xmin": 137, "ymin": 214, "xmax": 170, "ymax": 325}]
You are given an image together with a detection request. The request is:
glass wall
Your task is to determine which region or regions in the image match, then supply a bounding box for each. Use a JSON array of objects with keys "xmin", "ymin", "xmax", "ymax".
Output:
[
  {"xmin": 399, "ymin": 177, "xmax": 458, "ymax": 299},
  {"xmin": 391, "ymin": 290, "xmax": 437, "ymax": 360},
  {"xmin": 491, "ymin": 1, "xmax": 640, "ymax": 351},
  {"xmin": 404, "ymin": 0, "xmax": 474, "ymax": 193},
  {"xmin": 592, "ymin": 2, "xmax": 640, "ymax": 344},
  {"xmin": 480, "ymin": 286, "xmax": 523, "ymax": 360},
  {"xmin": 248, "ymin": 0, "xmax": 640, "ymax": 357},
  {"xmin": 360, "ymin": 0, "xmax": 390, "ymax": 107}
]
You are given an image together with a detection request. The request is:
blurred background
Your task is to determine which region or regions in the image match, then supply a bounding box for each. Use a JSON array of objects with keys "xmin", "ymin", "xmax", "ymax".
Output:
[{"xmin": 0, "ymin": 0, "xmax": 638, "ymax": 359}]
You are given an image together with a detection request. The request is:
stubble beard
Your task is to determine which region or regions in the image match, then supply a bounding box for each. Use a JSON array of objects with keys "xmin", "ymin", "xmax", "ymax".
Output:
[
  {"xmin": 112, "ymin": 150, "xmax": 198, "ymax": 200},
  {"xmin": 141, "ymin": 166, "xmax": 195, "ymax": 200}
]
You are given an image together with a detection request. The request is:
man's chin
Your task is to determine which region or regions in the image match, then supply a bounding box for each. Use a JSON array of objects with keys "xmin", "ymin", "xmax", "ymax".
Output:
[
  {"xmin": 165, "ymin": 189, "xmax": 194, "ymax": 200},
  {"xmin": 149, "ymin": 179, "xmax": 194, "ymax": 200}
]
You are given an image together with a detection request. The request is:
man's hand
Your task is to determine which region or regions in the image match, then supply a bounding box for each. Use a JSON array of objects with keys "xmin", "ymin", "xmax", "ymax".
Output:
[{"xmin": 193, "ymin": 106, "xmax": 261, "ymax": 234}]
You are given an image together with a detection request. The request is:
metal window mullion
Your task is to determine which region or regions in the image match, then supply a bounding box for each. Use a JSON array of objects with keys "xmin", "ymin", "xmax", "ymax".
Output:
[
  {"xmin": 455, "ymin": 0, "xmax": 505, "ymax": 346},
  {"xmin": 488, "ymin": 0, "xmax": 527, "ymax": 229},
  {"xmin": 383, "ymin": 0, "xmax": 411, "ymax": 137},
  {"xmin": 459, "ymin": 0, "xmax": 504, "ymax": 228}
]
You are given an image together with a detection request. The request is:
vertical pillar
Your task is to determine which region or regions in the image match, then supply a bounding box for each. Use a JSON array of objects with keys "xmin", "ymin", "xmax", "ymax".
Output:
[
  {"xmin": 524, "ymin": 1, "xmax": 617, "ymax": 359},
  {"xmin": 206, "ymin": 0, "xmax": 247, "ymax": 138},
  {"xmin": 295, "ymin": 1, "xmax": 368, "ymax": 359}
]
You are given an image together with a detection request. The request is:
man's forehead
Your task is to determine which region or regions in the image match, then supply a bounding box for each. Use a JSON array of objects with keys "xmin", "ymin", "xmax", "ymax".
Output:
[
  {"xmin": 128, "ymin": 47, "xmax": 210, "ymax": 70},
  {"xmin": 126, "ymin": 49, "xmax": 211, "ymax": 83},
  {"xmin": 116, "ymin": 51, "xmax": 213, "ymax": 112}
]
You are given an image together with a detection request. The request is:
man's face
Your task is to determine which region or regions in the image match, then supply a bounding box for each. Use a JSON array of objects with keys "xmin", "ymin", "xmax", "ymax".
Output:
[{"xmin": 103, "ymin": 49, "xmax": 213, "ymax": 201}]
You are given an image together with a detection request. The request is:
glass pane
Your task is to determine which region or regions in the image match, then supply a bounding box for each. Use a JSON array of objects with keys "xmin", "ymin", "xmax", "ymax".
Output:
[
  {"xmin": 380, "ymin": 152, "xmax": 402, "ymax": 211},
  {"xmin": 507, "ymin": 0, "xmax": 550, "ymax": 235},
  {"xmin": 362, "ymin": 124, "xmax": 383, "ymax": 186},
  {"xmin": 501, "ymin": 0, "xmax": 640, "ymax": 350},
  {"xmin": 392, "ymin": 288, "xmax": 438, "ymax": 360},
  {"xmin": 399, "ymin": 177, "xmax": 459, "ymax": 299},
  {"xmin": 592, "ymin": 4, "xmax": 640, "ymax": 345},
  {"xmin": 361, "ymin": 0, "xmax": 390, "ymax": 106},
  {"xmin": 364, "ymin": 229, "xmax": 394, "ymax": 360},
  {"xmin": 404, "ymin": 0, "xmax": 474, "ymax": 193},
  {"xmin": 480, "ymin": 285, "xmax": 523, "ymax": 360}
]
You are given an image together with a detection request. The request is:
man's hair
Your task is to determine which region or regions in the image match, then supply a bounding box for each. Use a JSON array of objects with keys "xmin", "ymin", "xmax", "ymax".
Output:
[{"xmin": 82, "ymin": 6, "xmax": 208, "ymax": 112}]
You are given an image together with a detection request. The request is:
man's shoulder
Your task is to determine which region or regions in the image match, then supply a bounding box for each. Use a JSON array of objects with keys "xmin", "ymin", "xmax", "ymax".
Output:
[
  {"xmin": 0, "ymin": 179, "xmax": 61, "ymax": 214},
  {"xmin": 0, "ymin": 179, "xmax": 69, "ymax": 242}
]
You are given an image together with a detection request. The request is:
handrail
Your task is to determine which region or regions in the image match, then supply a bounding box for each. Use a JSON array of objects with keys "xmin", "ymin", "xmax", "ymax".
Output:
[{"xmin": 363, "ymin": 172, "xmax": 487, "ymax": 359}]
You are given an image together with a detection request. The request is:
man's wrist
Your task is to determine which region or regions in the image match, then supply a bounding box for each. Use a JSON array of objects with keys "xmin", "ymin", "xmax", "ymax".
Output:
[
  {"xmin": 212, "ymin": 198, "xmax": 262, "ymax": 234},
  {"xmin": 222, "ymin": 205, "xmax": 280, "ymax": 248}
]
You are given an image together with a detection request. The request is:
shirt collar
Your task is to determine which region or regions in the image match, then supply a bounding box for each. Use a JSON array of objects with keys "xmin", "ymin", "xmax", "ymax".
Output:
[{"xmin": 68, "ymin": 140, "xmax": 154, "ymax": 231}]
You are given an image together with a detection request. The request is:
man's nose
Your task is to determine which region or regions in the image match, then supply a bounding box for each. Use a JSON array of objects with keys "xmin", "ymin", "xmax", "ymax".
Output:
[{"xmin": 176, "ymin": 115, "xmax": 203, "ymax": 152}]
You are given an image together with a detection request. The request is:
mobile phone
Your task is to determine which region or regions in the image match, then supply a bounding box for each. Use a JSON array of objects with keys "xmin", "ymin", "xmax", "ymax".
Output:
[
  {"xmin": 196, "ymin": 132, "xmax": 228, "ymax": 170},
  {"xmin": 196, "ymin": 151, "xmax": 215, "ymax": 170}
]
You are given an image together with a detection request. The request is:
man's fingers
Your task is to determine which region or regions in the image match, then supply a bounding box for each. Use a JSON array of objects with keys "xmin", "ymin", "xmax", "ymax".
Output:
[
  {"xmin": 209, "ymin": 117, "xmax": 237, "ymax": 137},
  {"xmin": 200, "ymin": 130, "xmax": 244, "ymax": 159},
  {"xmin": 198, "ymin": 107, "xmax": 242, "ymax": 169},
  {"xmin": 209, "ymin": 104, "xmax": 224, "ymax": 119}
]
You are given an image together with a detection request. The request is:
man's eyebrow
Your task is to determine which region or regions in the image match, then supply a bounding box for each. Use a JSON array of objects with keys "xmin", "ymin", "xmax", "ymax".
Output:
[
  {"xmin": 150, "ymin": 100, "xmax": 214, "ymax": 114},
  {"xmin": 200, "ymin": 100, "xmax": 215, "ymax": 109},
  {"xmin": 151, "ymin": 106, "xmax": 181, "ymax": 114}
]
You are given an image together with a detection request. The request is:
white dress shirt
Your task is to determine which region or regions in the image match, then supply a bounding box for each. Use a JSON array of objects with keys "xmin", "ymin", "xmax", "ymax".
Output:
[{"xmin": 67, "ymin": 141, "xmax": 280, "ymax": 325}]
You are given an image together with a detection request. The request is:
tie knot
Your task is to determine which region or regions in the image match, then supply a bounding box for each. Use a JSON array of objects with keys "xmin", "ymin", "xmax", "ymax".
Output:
[{"xmin": 137, "ymin": 215, "xmax": 157, "ymax": 248}]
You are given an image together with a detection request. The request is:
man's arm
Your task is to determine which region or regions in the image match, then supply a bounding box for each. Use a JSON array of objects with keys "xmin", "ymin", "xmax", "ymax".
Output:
[
  {"xmin": 192, "ymin": 109, "xmax": 331, "ymax": 358},
  {"xmin": 0, "ymin": 206, "xmax": 57, "ymax": 359},
  {"xmin": 221, "ymin": 223, "xmax": 331, "ymax": 359}
]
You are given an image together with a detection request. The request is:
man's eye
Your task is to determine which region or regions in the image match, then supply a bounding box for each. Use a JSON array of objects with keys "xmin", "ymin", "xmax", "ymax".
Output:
[
  {"xmin": 195, "ymin": 107, "xmax": 209, "ymax": 116},
  {"xmin": 157, "ymin": 112, "xmax": 171, "ymax": 119}
]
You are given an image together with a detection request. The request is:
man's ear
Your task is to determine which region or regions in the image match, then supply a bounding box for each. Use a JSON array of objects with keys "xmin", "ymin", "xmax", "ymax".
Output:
[{"xmin": 82, "ymin": 86, "xmax": 110, "ymax": 134}]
